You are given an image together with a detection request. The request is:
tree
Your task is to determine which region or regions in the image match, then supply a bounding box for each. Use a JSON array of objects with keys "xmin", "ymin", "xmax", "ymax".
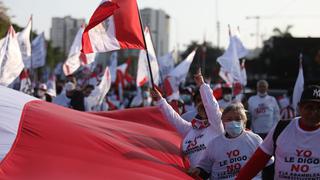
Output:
[{"xmin": 272, "ymin": 25, "xmax": 294, "ymax": 38}]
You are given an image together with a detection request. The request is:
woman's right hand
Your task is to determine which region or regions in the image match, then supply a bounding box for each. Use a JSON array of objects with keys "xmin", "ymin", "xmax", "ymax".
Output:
[{"xmin": 150, "ymin": 88, "xmax": 162, "ymax": 101}]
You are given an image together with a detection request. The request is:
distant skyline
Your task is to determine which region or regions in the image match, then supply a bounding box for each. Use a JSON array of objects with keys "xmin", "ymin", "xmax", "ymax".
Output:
[{"xmin": 3, "ymin": 0, "xmax": 320, "ymax": 50}]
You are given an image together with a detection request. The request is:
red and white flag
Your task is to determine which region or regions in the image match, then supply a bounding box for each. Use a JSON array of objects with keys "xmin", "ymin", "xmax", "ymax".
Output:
[
  {"xmin": 19, "ymin": 69, "xmax": 33, "ymax": 95},
  {"xmin": 63, "ymin": 26, "xmax": 84, "ymax": 76},
  {"xmin": 31, "ymin": 32, "xmax": 46, "ymax": 68},
  {"xmin": 0, "ymin": 86, "xmax": 191, "ymax": 179},
  {"xmin": 292, "ymin": 54, "xmax": 304, "ymax": 114},
  {"xmin": 86, "ymin": 66, "xmax": 111, "ymax": 111},
  {"xmin": 81, "ymin": 0, "xmax": 145, "ymax": 54},
  {"xmin": 0, "ymin": 26, "xmax": 24, "ymax": 86},
  {"xmin": 136, "ymin": 27, "xmax": 160, "ymax": 87},
  {"xmin": 17, "ymin": 17, "xmax": 32, "ymax": 68}
]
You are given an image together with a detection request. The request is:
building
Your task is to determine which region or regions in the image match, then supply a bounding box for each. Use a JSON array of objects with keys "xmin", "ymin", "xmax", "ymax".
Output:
[
  {"xmin": 140, "ymin": 8, "xmax": 170, "ymax": 57},
  {"xmin": 50, "ymin": 16, "xmax": 85, "ymax": 55}
]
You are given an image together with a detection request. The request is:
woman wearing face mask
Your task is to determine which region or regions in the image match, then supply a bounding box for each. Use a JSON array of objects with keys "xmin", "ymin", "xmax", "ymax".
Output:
[
  {"xmin": 150, "ymin": 71, "xmax": 224, "ymax": 168},
  {"xmin": 188, "ymin": 102, "xmax": 265, "ymax": 180}
]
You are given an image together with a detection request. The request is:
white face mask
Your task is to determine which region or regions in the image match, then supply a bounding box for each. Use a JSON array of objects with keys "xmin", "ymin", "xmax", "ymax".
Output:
[
  {"xmin": 224, "ymin": 121, "xmax": 244, "ymax": 138},
  {"xmin": 223, "ymin": 94, "xmax": 233, "ymax": 101},
  {"xmin": 258, "ymin": 92, "xmax": 267, "ymax": 97},
  {"xmin": 37, "ymin": 90, "xmax": 45, "ymax": 98}
]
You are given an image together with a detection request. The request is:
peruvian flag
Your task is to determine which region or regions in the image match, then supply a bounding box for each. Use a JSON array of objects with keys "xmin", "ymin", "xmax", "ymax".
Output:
[
  {"xmin": 292, "ymin": 54, "xmax": 304, "ymax": 114},
  {"xmin": 0, "ymin": 86, "xmax": 191, "ymax": 180},
  {"xmin": 0, "ymin": 26, "xmax": 24, "ymax": 86},
  {"xmin": 82, "ymin": 0, "xmax": 145, "ymax": 54},
  {"xmin": 17, "ymin": 16, "xmax": 32, "ymax": 68},
  {"xmin": 136, "ymin": 27, "xmax": 160, "ymax": 87}
]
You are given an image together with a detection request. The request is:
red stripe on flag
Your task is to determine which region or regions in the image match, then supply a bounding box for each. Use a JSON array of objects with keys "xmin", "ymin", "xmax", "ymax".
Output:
[
  {"xmin": 82, "ymin": 1, "xmax": 120, "ymax": 54},
  {"xmin": 113, "ymin": 0, "xmax": 145, "ymax": 49}
]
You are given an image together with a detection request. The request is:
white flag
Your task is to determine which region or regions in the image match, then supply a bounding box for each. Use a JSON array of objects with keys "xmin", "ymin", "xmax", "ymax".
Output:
[
  {"xmin": 158, "ymin": 50, "xmax": 175, "ymax": 79},
  {"xmin": 63, "ymin": 26, "xmax": 84, "ymax": 76},
  {"xmin": 86, "ymin": 66, "xmax": 112, "ymax": 111},
  {"xmin": 17, "ymin": 17, "xmax": 32, "ymax": 68},
  {"xmin": 217, "ymin": 36, "xmax": 243, "ymax": 84},
  {"xmin": 31, "ymin": 32, "xmax": 46, "ymax": 68},
  {"xmin": 47, "ymin": 74, "xmax": 56, "ymax": 97},
  {"xmin": 240, "ymin": 59, "xmax": 247, "ymax": 86},
  {"xmin": 292, "ymin": 55, "xmax": 304, "ymax": 114},
  {"xmin": 169, "ymin": 50, "xmax": 196, "ymax": 84},
  {"xmin": 109, "ymin": 51, "xmax": 118, "ymax": 83},
  {"xmin": 136, "ymin": 27, "xmax": 160, "ymax": 87},
  {"xmin": 0, "ymin": 26, "xmax": 24, "ymax": 86}
]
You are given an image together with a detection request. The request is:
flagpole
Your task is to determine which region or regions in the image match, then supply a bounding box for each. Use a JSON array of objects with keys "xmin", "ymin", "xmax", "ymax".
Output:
[
  {"xmin": 29, "ymin": 15, "xmax": 34, "ymax": 85},
  {"xmin": 136, "ymin": 5, "xmax": 155, "ymax": 89}
]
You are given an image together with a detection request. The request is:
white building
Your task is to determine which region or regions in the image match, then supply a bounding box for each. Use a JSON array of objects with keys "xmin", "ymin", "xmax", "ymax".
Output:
[
  {"xmin": 50, "ymin": 16, "xmax": 85, "ymax": 55},
  {"xmin": 140, "ymin": 8, "xmax": 170, "ymax": 57}
]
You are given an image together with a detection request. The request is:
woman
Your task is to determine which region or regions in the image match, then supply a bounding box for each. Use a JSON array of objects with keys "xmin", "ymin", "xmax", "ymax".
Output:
[
  {"xmin": 150, "ymin": 72, "xmax": 224, "ymax": 168},
  {"xmin": 188, "ymin": 103, "xmax": 265, "ymax": 180}
]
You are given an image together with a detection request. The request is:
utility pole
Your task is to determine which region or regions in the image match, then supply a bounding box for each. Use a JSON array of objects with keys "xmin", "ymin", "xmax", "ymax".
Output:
[
  {"xmin": 246, "ymin": 16, "xmax": 260, "ymax": 48},
  {"xmin": 216, "ymin": 0, "xmax": 220, "ymax": 48}
]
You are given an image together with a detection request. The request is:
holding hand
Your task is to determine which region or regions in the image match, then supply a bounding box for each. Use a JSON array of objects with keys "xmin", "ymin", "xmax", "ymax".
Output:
[
  {"xmin": 187, "ymin": 168, "xmax": 202, "ymax": 179},
  {"xmin": 194, "ymin": 68, "xmax": 205, "ymax": 87},
  {"xmin": 150, "ymin": 87, "xmax": 162, "ymax": 101}
]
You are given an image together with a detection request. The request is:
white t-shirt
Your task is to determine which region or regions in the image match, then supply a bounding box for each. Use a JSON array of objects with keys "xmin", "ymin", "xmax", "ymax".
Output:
[
  {"xmin": 260, "ymin": 117, "xmax": 320, "ymax": 179},
  {"xmin": 248, "ymin": 94, "xmax": 280, "ymax": 134},
  {"xmin": 53, "ymin": 93, "xmax": 70, "ymax": 108},
  {"xmin": 157, "ymin": 84, "xmax": 224, "ymax": 167},
  {"xmin": 197, "ymin": 130, "xmax": 263, "ymax": 180}
]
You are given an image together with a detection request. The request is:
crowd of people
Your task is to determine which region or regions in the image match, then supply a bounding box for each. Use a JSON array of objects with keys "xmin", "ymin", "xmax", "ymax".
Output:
[{"xmin": 13, "ymin": 66, "xmax": 320, "ymax": 179}]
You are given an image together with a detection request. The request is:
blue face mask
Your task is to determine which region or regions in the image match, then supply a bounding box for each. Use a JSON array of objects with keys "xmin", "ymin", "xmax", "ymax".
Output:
[{"xmin": 224, "ymin": 121, "xmax": 244, "ymax": 138}]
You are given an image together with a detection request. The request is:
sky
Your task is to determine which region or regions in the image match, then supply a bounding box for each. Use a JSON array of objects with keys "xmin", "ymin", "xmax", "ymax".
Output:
[{"xmin": 3, "ymin": 0, "xmax": 320, "ymax": 50}]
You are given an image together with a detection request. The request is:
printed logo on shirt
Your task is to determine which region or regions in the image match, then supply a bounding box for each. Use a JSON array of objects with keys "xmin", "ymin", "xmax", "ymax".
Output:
[
  {"xmin": 279, "ymin": 149, "xmax": 320, "ymax": 179},
  {"xmin": 314, "ymin": 89, "xmax": 320, "ymax": 98},
  {"xmin": 255, "ymin": 103, "xmax": 268, "ymax": 114},
  {"xmin": 184, "ymin": 134, "xmax": 206, "ymax": 155},
  {"xmin": 214, "ymin": 149, "xmax": 248, "ymax": 179}
]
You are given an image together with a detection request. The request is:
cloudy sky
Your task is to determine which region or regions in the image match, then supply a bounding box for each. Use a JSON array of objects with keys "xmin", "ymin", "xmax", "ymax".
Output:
[{"xmin": 3, "ymin": 0, "xmax": 320, "ymax": 50}]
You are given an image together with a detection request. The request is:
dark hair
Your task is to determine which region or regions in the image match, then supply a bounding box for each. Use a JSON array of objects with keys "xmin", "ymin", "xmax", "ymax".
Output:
[{"xmin": 193, "ymin": 88, "xmax": 201, "ymax": 104}]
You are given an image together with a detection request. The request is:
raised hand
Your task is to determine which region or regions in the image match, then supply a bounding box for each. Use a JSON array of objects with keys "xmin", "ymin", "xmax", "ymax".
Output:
[
  {"xmin": 194, "ymin": 68, "xmax": 205, "ymax": 87},
  {"xmin": 150, "ymin": 87, "xmax": 162, "ymax": 101}
]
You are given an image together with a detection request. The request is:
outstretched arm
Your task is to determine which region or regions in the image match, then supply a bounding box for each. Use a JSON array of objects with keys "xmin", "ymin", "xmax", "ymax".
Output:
[
  {"xmin": 151, "ymin": 88, "xmax": 191, "ymax": 136},
  {"xmin": 194, "ymin": 70, "xmax": 224, "ymax": 134}
]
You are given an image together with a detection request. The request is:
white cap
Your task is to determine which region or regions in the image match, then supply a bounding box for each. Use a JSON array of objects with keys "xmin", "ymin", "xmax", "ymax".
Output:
[
  {"xmin": 65, "ymin": 82, "xmax": 75, "ymax": 92},
  {"xmin": 39, "ymin": 83, "xmax": 47, "ymax": 91}
]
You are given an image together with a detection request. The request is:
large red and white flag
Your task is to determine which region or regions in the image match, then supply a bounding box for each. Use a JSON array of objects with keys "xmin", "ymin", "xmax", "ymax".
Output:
[
  {"xmin": 82, "ymin": 0, "xmax": 145, "ymax": 54},
  {"xmin": 136, "ymin": 27, "xmax": 160, "ymax": 87},
  {"xmin": 86, "ymin": 66, "xmax": 112, "ymax": 111},
  {"xmin": 17, "ymin": 17, "xmax": 32, "ymax": 68},
  {"xmin": 0, "ymin": 26, "xmax": 24, "ymax": 86},
  {"xmin": 292, "ymin": 54, "xmax": 304, "ymax": 114},
  {"xmin": 0, "ymin": 86, "xmax": 191, "ymax": 179},
  {"xmin": 31, "ymin": 32, "xmax": 46, "ymax": 68}
]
